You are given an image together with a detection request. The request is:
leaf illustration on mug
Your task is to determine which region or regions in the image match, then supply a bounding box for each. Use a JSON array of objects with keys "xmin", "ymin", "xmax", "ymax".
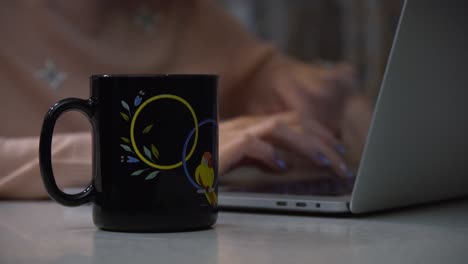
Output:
[
  {"xmin": 145, "ymin": 170, "xmax": 159, "ymax": 180},
  {"xmin": 120, "ymin": 112, "xmax": 129, "ymax": 122},
  {"xmin": 120, "ymin": 144, "xmax": 134, "ymax": 153},
  {"xmin": 142, "ymin": 124, "xmax": 154, "ymax": 134},
  {"xmin": 151, "ymin": 144, "xmax": 160, "ymax": 160},
  {"xmin": 131, "ymin": 168, "xmax": 148, "ymax": 176},
  {"xmin": 143, "ymin": 146, "xmax": 154, "ymax": 162},
  {"xmin": 119, "ymin": 90, "xmax": 171, "ymax": 181},
  {"xmin": 127, "ymin": 156, "xmax": 140, "ymax": 163},
  {"xmin": 121, "ymin": 100, "xmax": 131, "ymax": 117},
  {"xmin": 134, "ymin": 95, "xmax": 142, "ymax": 107}
]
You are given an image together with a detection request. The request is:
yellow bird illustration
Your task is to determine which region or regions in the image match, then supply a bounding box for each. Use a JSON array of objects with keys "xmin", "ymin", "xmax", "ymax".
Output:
[{"xmin": 195, "ymin": 152, "xmax": 217, "ymax": 206}]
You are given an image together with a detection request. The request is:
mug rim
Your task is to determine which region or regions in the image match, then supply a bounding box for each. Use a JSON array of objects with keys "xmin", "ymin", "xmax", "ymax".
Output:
[{"xmin": 91, "ymin": 74, "xmax": 218, "ymax": 79}]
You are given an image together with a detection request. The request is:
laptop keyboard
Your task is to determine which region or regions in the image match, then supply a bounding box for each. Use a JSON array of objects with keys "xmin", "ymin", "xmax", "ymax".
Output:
[{"xmin": 225, "ymin": 177, "xmax": 355, "ymax": 196}]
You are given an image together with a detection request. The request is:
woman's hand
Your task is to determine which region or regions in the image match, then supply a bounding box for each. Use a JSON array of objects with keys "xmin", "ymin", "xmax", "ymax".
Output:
[
  {"xmin": 224, "ymin": 53, "xmax": 358, "ymax": 134},
  {"xmin": 219, "ymin": 112, "xmax": 354, "ymax": 178}
]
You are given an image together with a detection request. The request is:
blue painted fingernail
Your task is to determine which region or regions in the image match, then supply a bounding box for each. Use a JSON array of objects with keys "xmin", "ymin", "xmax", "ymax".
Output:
[
  {"xmin": 275, "ymin": 158, "xmax": 288, "ymax": 170},
  {"xmin": 335, "ymin": 144, "xmax": 347, "ymax": 155},
  {"xmin": 339, "ymin": 163, "xmax": 354, "ymax": 177},
  {"xmin": 316, "ymin": 152, "xmax": 331, "ymax": 166}
]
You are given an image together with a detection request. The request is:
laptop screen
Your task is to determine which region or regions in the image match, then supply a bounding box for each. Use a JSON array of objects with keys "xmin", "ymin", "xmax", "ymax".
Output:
[{"xmin": 219, "ymin": 0, "xmax": 403, "ymax": 197}]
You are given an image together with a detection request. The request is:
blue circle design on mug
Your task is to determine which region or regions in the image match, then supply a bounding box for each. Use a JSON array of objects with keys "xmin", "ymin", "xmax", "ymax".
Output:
[{"xmin": 182, "ymin": 119, "xmax": 217, "ymax": 190}]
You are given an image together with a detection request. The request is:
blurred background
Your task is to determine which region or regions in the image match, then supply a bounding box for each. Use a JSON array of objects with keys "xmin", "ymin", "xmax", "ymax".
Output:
[
  {"xmin": 0, "ymin": 0, "xmax": 407, "ymax": 198},
  {"xmin": 221, "ymin": 0, "xmax": 404, "ymax": 100}
]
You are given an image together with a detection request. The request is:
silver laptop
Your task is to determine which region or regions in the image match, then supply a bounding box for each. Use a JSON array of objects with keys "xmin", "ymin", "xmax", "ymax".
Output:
[{"xmin": 218, "ymin": 0, "xmax": 468, "ymax": 214}]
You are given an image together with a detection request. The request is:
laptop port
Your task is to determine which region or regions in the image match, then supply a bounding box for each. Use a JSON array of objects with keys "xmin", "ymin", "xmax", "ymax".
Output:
[
  {"xmin": 276, "ymin": 201, "xmax": 287, "ymax": 206},
  {"xmin": 296, "ymin": 202, "xmax": 307, "ymax": 207}
]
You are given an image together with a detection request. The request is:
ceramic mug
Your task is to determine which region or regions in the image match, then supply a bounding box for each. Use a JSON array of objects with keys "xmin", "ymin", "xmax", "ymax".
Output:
[{"xmin": 39, "ymin": 74, "xmax": 219, "ymax": 232}]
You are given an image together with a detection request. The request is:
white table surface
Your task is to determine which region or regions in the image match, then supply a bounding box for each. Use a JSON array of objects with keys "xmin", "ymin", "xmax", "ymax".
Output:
[{"xmin": 1, "ymin": 200, "xmax": 468, "ymax": 264}]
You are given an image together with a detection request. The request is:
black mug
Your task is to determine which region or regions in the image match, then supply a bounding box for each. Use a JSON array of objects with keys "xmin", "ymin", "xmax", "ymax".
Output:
[{"xmin": 39, "ymin": 74, "xmax": 219, "ymax": 232}]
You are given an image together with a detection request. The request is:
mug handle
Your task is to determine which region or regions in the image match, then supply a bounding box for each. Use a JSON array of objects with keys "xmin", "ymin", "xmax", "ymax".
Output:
[{"xmin": 39, "ymin": 98, "xmax": 96, "ymax": 206}]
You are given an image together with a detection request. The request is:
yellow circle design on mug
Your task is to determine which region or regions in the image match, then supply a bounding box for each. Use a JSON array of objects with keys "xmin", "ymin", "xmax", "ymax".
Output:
[{"xmin": 130, "ymin": 94, "xmax": 199, "ymax": 170}]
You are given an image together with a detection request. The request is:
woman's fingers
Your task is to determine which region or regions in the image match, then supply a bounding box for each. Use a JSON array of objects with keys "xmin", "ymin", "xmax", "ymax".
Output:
[
  {"xmin": 246, "ymin": 116, "xmax": 352, "ymax": 178},
  {"xmin": 219, "ymin": 112, "xmax": 353, "ymax": 177},
  {"xmin": 219, "ymin": 126, "xmax": 288, "ymax": 175},
  {"xmin": 300, "ymin": 116, "xmax": 345, "ymax": 153},
  {"xmin": 223, "ymin": 111, "xmax": 344, "ymax": 152},
  {"xmin": 311, "ymin": 136, "xmax": 354, "ymax": 178},
  {"xmin": 241, "ymin": 135, "xmax": 288, "ymax": 172}
]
